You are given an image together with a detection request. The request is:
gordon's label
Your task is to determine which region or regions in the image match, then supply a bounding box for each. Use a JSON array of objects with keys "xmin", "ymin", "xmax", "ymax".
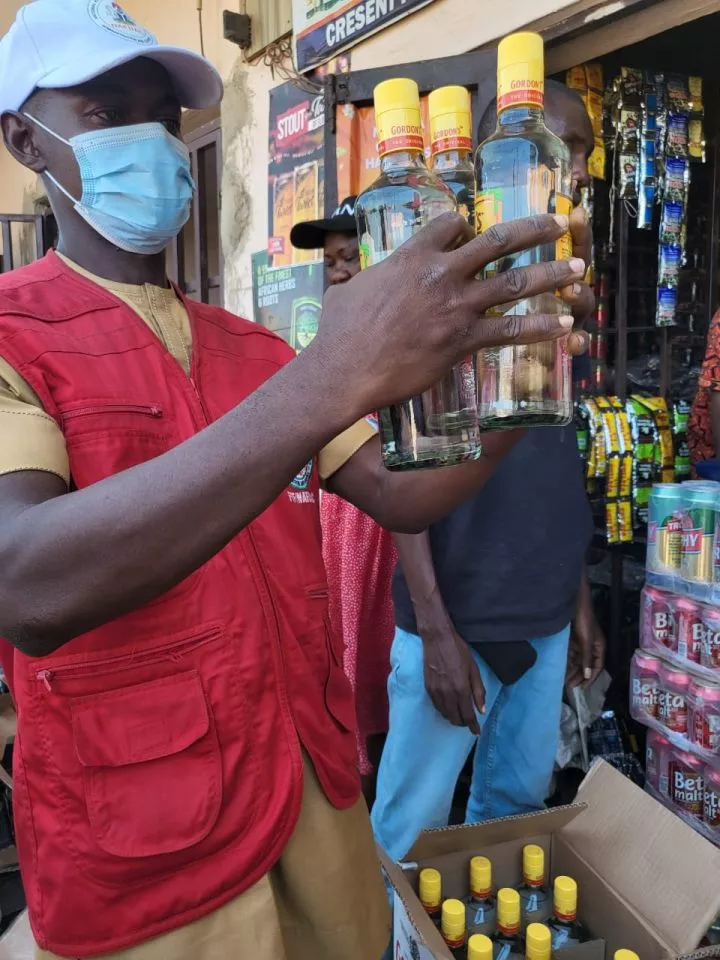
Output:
[
  {"xmin": 430, "ymin": 114, "xmax": 472, "ymax": 155},
  {"xmin": 555, "ymin": 194, "xmax": 573, "ymax": 261},
  {"xmin": 376, "ymin": 107, "xmax": 424, "ymax": 156},
  {"xmin": 498, "ymin": 63, "xmax": 544, "ymax": 113}
]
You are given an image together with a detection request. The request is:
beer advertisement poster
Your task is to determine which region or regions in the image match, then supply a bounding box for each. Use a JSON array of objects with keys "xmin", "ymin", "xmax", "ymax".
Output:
[
  {"xmin": 293, "ymin": 0, "xmax": 436, "ymax": 74},
  {"xmin": 251, "ymin": 251, "xmax": 323, "ymax": 354},
  {"xmin": 268, "ymin": 80, "xmax": 326, "ymax": 268}
]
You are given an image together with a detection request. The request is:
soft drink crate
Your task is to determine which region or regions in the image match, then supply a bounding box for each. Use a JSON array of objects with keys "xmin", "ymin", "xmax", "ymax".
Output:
[
  {"xmin": 380, "ymin": 760, "xmax": 720, "ymax": 960},
  {"xmin": 646, "ymin": 481, "xmax": 720, "ymax": 603},
  {"xmin": 645, "ymin": 730, "xmax": 720, "ymax": 847},
  {"xmin": 630, "ymin": 649, "xmax": 720, "ymax": 765}
]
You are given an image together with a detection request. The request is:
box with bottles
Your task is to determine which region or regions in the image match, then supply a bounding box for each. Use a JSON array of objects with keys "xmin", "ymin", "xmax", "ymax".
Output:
[{"xmin": 380, "ymin": 760, "xmax": 720, "ymax": 960}]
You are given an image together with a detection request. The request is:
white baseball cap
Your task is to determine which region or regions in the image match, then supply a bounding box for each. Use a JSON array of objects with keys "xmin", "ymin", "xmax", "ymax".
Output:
[{"xmin": 0, "ymin": 0, "xmax": 223, "ymax": 115}]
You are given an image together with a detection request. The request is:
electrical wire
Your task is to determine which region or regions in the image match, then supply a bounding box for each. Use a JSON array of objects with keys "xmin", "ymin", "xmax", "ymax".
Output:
[{"xmin": 197, "ymin": 0, "xmax": 205, "ymax": 56}]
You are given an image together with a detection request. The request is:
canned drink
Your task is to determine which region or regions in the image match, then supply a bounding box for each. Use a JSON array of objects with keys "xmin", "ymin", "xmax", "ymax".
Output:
[
  {"xmin": 704, "ymin": 767, "xmax": 720, "ymax": 834},
  {"xmin": 658, "ymin": 663, "xmax": 690, "ymax": 735},
  {"xmin": 631, "ymin": 651, "xmax": 661, "ymax": 720},
  {"xmin": 641, "ymin": 586, "xmax": 675, "ymax": 651},
  {"xmin": 670, "ymin": 749, "xmax": 704, "ymax": 818},
  {"xmin": 680, "ymin": 484, "xmax": 718, "ymax": 584},
  {"xmin": 647, "ymin": 483, "xmax": 683, "ymax": 575},
  {"xmin": 702, "ymin": 607, "xmax": 720, "ymax": 670},
  {"xmin": 675, "ymin": 597, "xmax": 703, "ymax": 663},
  {"xmin": 690, "ymin": 680, "xmax": 720, "ymax": 752}
]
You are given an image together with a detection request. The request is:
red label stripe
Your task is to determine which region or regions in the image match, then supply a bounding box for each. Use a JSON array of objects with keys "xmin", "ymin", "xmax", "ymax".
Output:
[
  {"xmin": 432, "ymin": 135, "xmax": 473, "ymax": 153},
  {"xmin": 378, "ymin": 134, "xmax": 425, "ymax": 155},
  {"xmin": 498, "ymin": 88, "xmax": 544, "ymax": 111}
]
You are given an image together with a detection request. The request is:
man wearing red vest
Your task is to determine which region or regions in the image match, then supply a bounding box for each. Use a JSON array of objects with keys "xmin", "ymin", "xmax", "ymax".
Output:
[{"xmin": 0, "ymin": 2, "xmax": 587, "ymax": 959}]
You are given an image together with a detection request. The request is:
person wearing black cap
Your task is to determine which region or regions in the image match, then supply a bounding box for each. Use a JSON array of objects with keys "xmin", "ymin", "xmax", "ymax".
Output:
[{"xmin": 292, "ymin": 196, "xmax": 395, "ymax": 808}]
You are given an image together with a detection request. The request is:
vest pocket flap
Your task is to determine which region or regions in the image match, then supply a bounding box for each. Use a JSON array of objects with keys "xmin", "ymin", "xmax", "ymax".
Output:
[{"xmin": 71, "ymin": 671, "xmax": 209, "ymax": 769}]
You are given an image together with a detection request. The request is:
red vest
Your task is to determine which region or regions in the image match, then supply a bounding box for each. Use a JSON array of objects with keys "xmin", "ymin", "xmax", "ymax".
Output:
[{"xmin": 0, "ymin": 253, "xmax": 360, "ymax": 957}]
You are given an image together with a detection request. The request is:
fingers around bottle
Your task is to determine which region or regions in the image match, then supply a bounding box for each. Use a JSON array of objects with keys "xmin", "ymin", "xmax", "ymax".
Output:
[
  {"xmin": 401, "ymin": 211, "xmax": 474, "ymax": 254},
  {"xmin": 567, "ymin": 331, "xmax": 588, "ymax": 356},
  {"xmin": 453, "ymin": 213, "xmax": 569, "ymax": 274},
  {"xmin": 472, "ymin": 256, "xmax": 585, "ymax": 314},
  {"xmin": 470, "ymin": 312, "xmax": 573, "ymax": 350}
]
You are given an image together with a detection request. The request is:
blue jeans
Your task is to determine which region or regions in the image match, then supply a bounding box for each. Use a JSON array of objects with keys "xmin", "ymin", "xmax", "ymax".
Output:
[{"xmin": 372, "ymin": 625, "xmax": 570, "ymax": 861}]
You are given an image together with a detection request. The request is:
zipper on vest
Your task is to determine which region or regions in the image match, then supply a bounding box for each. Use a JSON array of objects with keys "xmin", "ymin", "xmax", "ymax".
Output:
[
  {"xmin": 34, "ymin": 626, "xmax": 220, "ymax": 692},
  {"xmin": 62, "ymin": 404, "xmax": 163, "ymax": 422}
]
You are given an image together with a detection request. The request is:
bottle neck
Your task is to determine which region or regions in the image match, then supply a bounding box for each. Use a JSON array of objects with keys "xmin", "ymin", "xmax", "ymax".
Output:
[
  {"xmin": 554, "ymin": 907, "xmax": 577, "ymax": 924},
  {"xmin": 432, "ymin": 149, "xmax": 472, "ymax": 171},
  {"xmin": 379, "ymin": 149, "xmax": 428, "ymax": 173},
  {"xmin": 524, "ymin": 876, "xmax": 545, "ymax": 889},
  {"xmin": 470, "ymin": 887, "xmax": 492, "ymax": 903},
  {"xmin": 497, "ymin": 104, "xmax": 545, "ymax": 128}
]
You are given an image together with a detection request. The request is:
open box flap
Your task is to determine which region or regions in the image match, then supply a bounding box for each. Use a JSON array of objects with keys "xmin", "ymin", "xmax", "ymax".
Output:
[
  {"xmin": 378, "ymin": 845, "xmax": 450, "ymax": 958},
  {"xmin": 560, "ymin": 760, "xmax": 720, "ymax": 956},
  {"xmin": 406, "ymin": 802, "xmax": 585, "ymax": 863}
]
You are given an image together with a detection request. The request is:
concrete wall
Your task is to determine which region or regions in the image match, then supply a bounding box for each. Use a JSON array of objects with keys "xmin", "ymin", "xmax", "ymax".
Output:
[{"xmin": 0, "ymin": 0, "xmax": 583, "ymax": 309}]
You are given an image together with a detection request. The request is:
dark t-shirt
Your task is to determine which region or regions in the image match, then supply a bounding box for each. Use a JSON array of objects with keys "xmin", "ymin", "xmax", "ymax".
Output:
[{"xmin": 393, "ymin": 423, "xmax": 594, "ymax": 683}]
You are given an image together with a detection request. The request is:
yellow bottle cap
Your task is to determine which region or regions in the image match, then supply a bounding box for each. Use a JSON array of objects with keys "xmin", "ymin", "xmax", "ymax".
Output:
[
  {"xmin": 419, "ymin": 868, "xmax": 442, "ymax": 909},
  {"xmin": 441, "ymin": 898, "xmax": 466, "ymax": 944},
  {"xmin": 523, "ymin": 844, "xmax": 546, "ymax": 883},
  {"xmin": 468, "ymin": 934, "xmax": 494, "ymax": 960},
  {"xmin": 373, "ymin": 78, "xmax": 424, "ymax": 156},
  {"xmin": 553, "ymin": 876, "xmax": 578, "ymax": 920},
  {"xmin": 497, "ymin": 32, "xmax": 545, "ymax": 113},
  {"xmin": 615, "ymin": 952, "xmax": 640, "ymax": 960},
  {"xmin": 469, "ymin": 856, "xmax": 492, "ymax": 897},
  {"xmin": 428, "ymin": 85, "xmax": 472, "ymax": 154},
  {"xmin": 497, "ymin": 888, "xmax": 521, "ymax": 933},
  {"xmin": 526, "ymin": 923, "xmax": 552, "ymax": 960}
]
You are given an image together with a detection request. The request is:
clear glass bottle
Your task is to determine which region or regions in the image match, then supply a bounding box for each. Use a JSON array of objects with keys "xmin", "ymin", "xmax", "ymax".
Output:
[
  {"xmin": 526, "ymin": 924, "xmax": 552, "ymax": 960},
  {"xmin": 516, "ymin": 845, "xmax": 551, "ymax": 930},
  {"xmin": 465, "ymin": 855, "xmax": 497, "ymax": 938},
  {"xmin": 442, "ymin": 898, "xmax": 468, "ymax": 959},
  {"xmin": 493, "ymin": 889, "xmax": 524, "ymax": 960},
  {"xmin": 548, "ymin": 876, "xmax": 591, "ymax": 950},
  {"xmin": 474, "ymin": 31, "xmax": 573, "ymax": 429},
  {"xmin": 419, "ymin": 867, "xmax": 442, "ymax": 929},
  {"xmin": 356, "ymin": 77, "xmax": 480, "ymax": 470},
  {"xmin": 429, "ymin": 85, "xmax": 476, "ymax": 225}
]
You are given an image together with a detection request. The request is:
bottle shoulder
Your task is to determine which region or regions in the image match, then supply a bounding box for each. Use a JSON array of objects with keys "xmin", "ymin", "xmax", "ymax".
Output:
[{"xmin": 357, "ymin": 165, "xmax": 456, "ymax": 205}]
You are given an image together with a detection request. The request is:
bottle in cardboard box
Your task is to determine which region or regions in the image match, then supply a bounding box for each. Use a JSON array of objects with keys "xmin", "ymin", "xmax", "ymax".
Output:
[
  {"xmin": 516, "ymin": 845, "xmax": 551, "ymax": 928},
  {"xmin": 419, "ymin": 867, "xmax": 442, "ymax": 928},
  {"xmin": 442, "ymin": 898, "xmax": 468, "ymax": 958},
  {"xmin": 526, "ymin": 923, "xmax": 552, "ymax": 960},
  {"xmin": 493, "ymin": 888, "xmax": 524, "ymax": 960},
  {"xmin": 465, "ymin": 856, "xmax": 497, "ymax": 937},
  {"xmin": 547, "ymin": 877, "xmax": 591, "ymax": 949},
  {"xmin": 469, "ymin": 934, "xmax": 494, "ymax": 960}
]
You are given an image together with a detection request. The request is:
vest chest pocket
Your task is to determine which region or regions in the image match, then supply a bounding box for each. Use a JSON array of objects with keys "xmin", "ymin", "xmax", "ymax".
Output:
[
  {"xmin": 60, "ymin": 401, "xmax": 173, "ymax": 489},
  {"xmin": 71, "ymin": 670, "xmax": 222, "ymax": 859}
]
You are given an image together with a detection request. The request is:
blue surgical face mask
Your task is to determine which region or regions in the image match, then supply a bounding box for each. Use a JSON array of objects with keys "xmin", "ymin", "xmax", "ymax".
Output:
[{"xmin": 24, "ymin": 115, "xmax": 195, "ymax": 255}]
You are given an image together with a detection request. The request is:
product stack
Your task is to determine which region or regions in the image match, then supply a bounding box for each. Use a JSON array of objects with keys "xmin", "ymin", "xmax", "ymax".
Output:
[{"xmin": 629, "ymin": 480, "xmax": 720, "ymax": 844}]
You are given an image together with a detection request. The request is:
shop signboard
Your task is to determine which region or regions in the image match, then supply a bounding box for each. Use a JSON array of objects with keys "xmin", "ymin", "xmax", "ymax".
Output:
[
  {"xmin": 251, "ymin": 251, "xmax": 323, "ymax": 353},
  {"xmin": 293, "ymin": 0, "xmax": 436, "ymax": 74}
]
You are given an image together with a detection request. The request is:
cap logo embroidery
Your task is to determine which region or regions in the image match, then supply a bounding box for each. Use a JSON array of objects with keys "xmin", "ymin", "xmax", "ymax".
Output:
[
  {"xmin": 87, "ymin": 0, "xmax": 156, "ymax": 44},
  {"xmin": 333, "ymin": 201, "xmax": 355, "ymax": 217}
]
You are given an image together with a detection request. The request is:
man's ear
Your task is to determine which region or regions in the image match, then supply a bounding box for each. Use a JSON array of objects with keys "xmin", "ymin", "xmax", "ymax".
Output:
[{"xmin": 1, "ymin": 112, "xmax": 46, "ymax": 174}]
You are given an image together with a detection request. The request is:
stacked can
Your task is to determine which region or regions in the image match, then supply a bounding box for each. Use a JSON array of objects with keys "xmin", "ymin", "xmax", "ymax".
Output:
[
  {"xmin": 647, "ymin": 483, "xmax": 683, "ymax": 578},
  {"xmin": 681, "ymin": 483, "xmax": 717, "ymax": 586}
]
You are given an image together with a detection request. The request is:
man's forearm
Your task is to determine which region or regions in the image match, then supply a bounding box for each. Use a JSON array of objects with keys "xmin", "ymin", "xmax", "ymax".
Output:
[
  {"xmin": 393, "ymin": 530, "xmax": 452, "ymax": 635},
  {"xmin": 0, "ymin": 352, "xmax": 357, "ymax": 655}
]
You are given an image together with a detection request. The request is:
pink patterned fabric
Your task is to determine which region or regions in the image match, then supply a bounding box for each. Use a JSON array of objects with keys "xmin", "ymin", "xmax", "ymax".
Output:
[{"xmin": 320, "ymin": 491, "xmax": 396, "ymax": 774}]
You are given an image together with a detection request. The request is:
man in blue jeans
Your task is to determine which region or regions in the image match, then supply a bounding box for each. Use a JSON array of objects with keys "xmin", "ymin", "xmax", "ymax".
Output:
[{"xmin": 372, "ymin": 81, "xmax": 606, "ymax": 861}]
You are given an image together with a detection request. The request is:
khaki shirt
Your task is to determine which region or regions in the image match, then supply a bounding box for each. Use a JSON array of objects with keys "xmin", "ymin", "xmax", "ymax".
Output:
[{"xmin": 0, "ymin": 254, "xmax": 376, "ymax": 484}]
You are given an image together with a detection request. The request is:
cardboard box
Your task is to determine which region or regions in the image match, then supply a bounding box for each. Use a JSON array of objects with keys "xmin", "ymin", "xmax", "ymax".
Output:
[{"xmin": 380, "ymin": 760, "xmax": 720, "ymax": 960}]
